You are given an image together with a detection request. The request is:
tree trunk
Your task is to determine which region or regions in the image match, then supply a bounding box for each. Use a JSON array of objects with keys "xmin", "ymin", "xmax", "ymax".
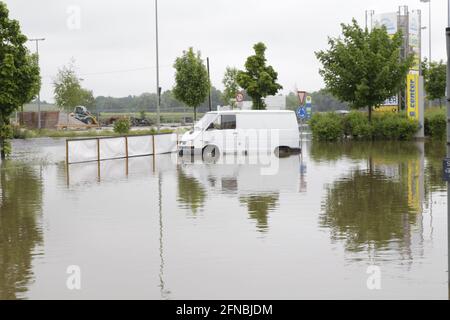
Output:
[
  {"xmin": 0, "ymin": 138, "xmax": 5, "ymax": 160},
  {"xmin": 194, "ymin": 107, "xmax": 197, "ymax": 122},
  {"xmin": 440, "ymin": 98, "xmax": 442, "ymax": 108},
  {"xmin": 368, "ymin": 105, "xmax": 372, "ymax": 122},
  {"xmin": 0, "ymin": 115, "xmax": 5, "ymax": 160},
  {"xmin": 252, "ymin": 98, "xmax": 265, "ymax": 110}
]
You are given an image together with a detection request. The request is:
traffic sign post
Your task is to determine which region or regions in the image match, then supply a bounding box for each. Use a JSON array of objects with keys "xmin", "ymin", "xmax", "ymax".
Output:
[
  {"xmin": 305, "ymin": 96, "xmax": 312, "ymax": 120},
  {"xmin": 297, "ymin": 91, "xmax": 307, "ymax": 106},
  {"xmin": 297, "ymin": 106, "xmax": 307, "ymax": 120},
  {"xmin": 443, "ymin": 158, "xmax": 450, "ymax": 181},
  {"xmin": 296, "ymin": 106, "xmax": 306, "ymax": 153}
]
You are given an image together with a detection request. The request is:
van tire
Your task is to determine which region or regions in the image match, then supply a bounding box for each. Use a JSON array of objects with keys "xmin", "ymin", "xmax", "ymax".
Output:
[
  {"xmin": 202, "ymin": 145, "xmax": 220, "ymax": 162},
  {"xmin": 274, "ymin": 146, "xmax": 292, "ymax": 158}
]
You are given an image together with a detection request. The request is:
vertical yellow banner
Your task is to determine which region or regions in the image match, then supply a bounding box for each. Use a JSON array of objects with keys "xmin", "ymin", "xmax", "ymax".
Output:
[{"xmin": 406, "ymin": 73, "xmax": 419, "ymax": 120}]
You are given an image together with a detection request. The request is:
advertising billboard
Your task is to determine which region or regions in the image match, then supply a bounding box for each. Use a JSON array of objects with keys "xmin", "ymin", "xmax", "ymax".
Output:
[
  {"xmin": 406, "ymin": 73, "xmax": 419, "ymax": 120},
  {"xmin": 373, "ymin": 12, "xmax": 398, "ymax": 35},
  {"xmin": 409, "ymin": 10, "xmax": 421, "ymax": 72}
]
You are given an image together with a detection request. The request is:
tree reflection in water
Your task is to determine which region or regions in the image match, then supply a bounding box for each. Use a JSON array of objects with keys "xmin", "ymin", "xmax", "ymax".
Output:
[
  {"xmin": 176, "ymin": 167, "xmax": 206, "ymax": 215},
  {"xmin": 0, "ymin": 162, "xmax": 43, "ymax": 299},
  {"xmin": 320, "ymin": 169, "xmax": 418, "ymax": 252},
  {"xmin": 240, "ymin": 194, "xmax": 279, "ymax": 233},
  {"xmin": 310, "ymin": 140, "xmax": 430, "ymax": 260}
]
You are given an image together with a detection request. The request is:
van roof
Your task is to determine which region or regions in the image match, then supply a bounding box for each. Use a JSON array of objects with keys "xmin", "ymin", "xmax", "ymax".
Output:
[{"xmin": 208, "ymin": 110, "xmax": 295, "ymax": 115}]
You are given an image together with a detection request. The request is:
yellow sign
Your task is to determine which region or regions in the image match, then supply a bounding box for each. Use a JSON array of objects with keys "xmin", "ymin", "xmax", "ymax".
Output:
[
  {"xmin": 373, "ymin": 105, "xmax": 399, "ymax": 113},
  {"xmin": 406, "ymin": 73, "xmax": 419, "ymax": 120}
]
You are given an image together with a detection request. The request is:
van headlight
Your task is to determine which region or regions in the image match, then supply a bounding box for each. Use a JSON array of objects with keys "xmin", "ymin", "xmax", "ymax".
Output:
[{"xmin": 180, "ymin": 141, "xmax": 192, "ymax": 146}]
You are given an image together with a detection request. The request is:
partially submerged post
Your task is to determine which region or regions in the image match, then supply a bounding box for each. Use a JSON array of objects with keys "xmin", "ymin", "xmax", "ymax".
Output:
[{"xmin": 446, "ymin": 1, "xmax": 450, "ymax": 294}]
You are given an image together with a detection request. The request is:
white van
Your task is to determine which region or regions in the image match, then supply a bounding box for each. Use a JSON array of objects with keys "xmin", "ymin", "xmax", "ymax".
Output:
[{"xmin": 178, "ymin": 110, "xmax": 300, "ymax": 157}]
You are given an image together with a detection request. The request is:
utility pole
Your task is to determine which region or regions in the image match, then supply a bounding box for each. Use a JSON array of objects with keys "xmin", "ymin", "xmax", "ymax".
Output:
[
  {"xmin": 155, "ymin": 0, "xmax": 161, "ymax": 132},
  {"xmin": 29, "ymin": 38, "xmax": 45, "ymax": 129},
  {"xmin": 207, "ymin": 57, "xmax": 212, "ymax": 112}
]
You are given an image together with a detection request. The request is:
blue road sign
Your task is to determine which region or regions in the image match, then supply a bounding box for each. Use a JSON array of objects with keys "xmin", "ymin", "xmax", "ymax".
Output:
[
  {"xmin": 297, "ymin": 106, "xmax": 306, "ymax": 120},
  {"xmin": 443, "ymin": 158, "xmax": 450, "ymax": 181}
]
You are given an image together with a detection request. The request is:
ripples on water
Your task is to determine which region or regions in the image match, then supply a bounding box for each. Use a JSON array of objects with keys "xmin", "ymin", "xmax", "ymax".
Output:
[{"xmin": 0, "ymin": 138, "xmax": 447, "ymax": 299}]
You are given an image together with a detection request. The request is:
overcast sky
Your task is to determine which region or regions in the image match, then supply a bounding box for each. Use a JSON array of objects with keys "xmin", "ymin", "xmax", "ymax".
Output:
[{"xmin": 4, "ymin": 0, "xmax": 449, "ymax": 102}]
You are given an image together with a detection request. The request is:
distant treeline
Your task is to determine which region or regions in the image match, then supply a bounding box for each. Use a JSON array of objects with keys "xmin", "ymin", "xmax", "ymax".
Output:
[
  {"xmin": 286, "ymin": 89, "xmax": 349, "ymax": 112},
  {"xmin": 35, "ymin": 88, "xmax": 349, "ymax": 113},
  {"xmin": 93, "ymin": 87, "xmax": 224, "ymax": 113}
]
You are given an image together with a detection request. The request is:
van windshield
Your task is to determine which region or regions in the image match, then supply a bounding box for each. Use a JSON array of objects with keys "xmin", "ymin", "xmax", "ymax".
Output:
[{"xmin": 194, "ymin": 113, "xmax": 217, "ymax": 131}]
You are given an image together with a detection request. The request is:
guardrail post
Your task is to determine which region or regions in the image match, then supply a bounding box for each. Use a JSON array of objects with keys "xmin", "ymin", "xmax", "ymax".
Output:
[
  {"xmin": 97, "ymin": 138, "xmax": 100, "ymax": 162},
  {"xmin": 65, "ymin": 139, "xmax": 69, "ymax": 165},
  {"xmin": 152, "ymin": 134, "xmax": 156, "ymax": 155}
]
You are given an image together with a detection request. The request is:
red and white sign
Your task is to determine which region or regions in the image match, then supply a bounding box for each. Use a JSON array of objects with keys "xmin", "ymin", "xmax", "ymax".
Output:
[
  {"xmin": 297, "ymin": 91, "xmax": 307, "ymax": 105},
  {"xmin": 236, "ymin": 92, "xmax": 244, "ymax": 102}
]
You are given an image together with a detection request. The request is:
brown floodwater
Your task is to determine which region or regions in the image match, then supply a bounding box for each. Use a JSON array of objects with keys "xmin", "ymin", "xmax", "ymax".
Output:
[{"xmin": 0, "ymin": 138, "xmax": 447, "ymax": 299}]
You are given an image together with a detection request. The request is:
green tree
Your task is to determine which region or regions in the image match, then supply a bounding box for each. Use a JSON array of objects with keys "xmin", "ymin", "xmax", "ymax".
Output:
[
  {"xmin": 222, "ymin": 67, "xmax": 240, "ymax": 107},
  {"xmin": 0, "ymin": 2, "xmax": 40, "ymax": 159},
  {"xmin": 237, "ymin": 42, "xmax": 282, "ymax": 110},
  {"xmin": 422, "ymin": 59, "xmax": 446, "ymax": 108},
  {"xmin": 80, "ymin": 88, "xmax": 95, "ymax": 108},
  {"xmin": 173, "ymin": 48, "xmax": 210, "ymax": 121},
  {"xmin": 53, "ymin": 61, "xmax": 93, "ymax": 114},
  {"xmin": 316, "ymin": 19, "xmax": 413, "ymax": 121}
]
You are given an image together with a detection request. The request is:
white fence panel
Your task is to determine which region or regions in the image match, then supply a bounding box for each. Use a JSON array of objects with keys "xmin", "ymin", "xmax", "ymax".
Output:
[
  {"xmin": 127, "ymin": 135, "xmax": 153, "ymax": 157},
  {"xmin": 67, "ymin": 133, "xmax": 179, "ymax": 164},
  {"xmin": 99, "ymin": 137, "xmax": 126, "ymax": 160},
  {"xmin": 68, "ymin": 139, "xmax": 98, "ymax": 164},
  {"xmin": 154, "ymin": 133, "xmax": 178, "ymax": 154}
]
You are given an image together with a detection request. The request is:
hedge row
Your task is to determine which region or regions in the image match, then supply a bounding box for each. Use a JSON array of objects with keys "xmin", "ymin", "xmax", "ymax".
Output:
[
  {"xmin": 309, "ymin": 112, "xmax": 419, "ymax": 141},
  {"xmin": 424, "ymin": 108, "xmax": 446, "ymax": 139}
]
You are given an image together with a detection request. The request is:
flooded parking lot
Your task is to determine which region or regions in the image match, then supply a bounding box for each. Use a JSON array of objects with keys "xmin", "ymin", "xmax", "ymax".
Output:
[{"xmin": 0, "ymin": 138, "xmax": 447, "ymax": 299}]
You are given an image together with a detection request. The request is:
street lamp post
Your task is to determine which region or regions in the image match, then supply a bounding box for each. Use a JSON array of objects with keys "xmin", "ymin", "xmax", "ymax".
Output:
[
  {"xmin": 365, "ymin": 10, "xmax": 375, "ymax": 30},
  {"xmin": 155, "ymin": 0, "xmax": 161, "ymax": 132},
  {"xmin": 29, "ymin": 38, "xmax": 45, "ymax": 129},
  {"xmin": 421, "ymin": 0, "xmax": 431, "ymax": 61},
  {"xmin": 207, "ymin": 57, "xmax": 212, "ymax": 112},
  {"xmin": 446, "ymin": 0, "xmax": 450, "ymax": 296}
]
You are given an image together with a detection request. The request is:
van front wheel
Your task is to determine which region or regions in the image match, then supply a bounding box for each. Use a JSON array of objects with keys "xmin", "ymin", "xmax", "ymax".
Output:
[
  {"xmin": 274, "ymin": 146, "xmax": 292, "ymax": 158},
  {"xmin": 202, "ymin": 145, "xmax": 220, "ymax": 162}
]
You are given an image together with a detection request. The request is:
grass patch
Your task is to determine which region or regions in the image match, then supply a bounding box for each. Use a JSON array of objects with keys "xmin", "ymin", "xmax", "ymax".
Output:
[{"xmin": 13, "ymin": 128, "xmax": 177, "ymax": 139}]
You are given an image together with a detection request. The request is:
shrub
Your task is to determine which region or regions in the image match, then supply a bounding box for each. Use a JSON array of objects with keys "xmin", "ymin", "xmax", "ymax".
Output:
[
  {"xmin": 425, "ymin": 111, "xmax": 446, "ymax": 139},
  {"xmin": 343, "ymin": 111, "xmax": 372, "ymax": 139},
  {"xmin": 371, "ymin": 113, "xmax": 418, "ymax": 140},
  {"xmin": 113, "ymin": 118, "xmax": 131, "ymax": 134},
  {"xmin": 310, "ymin": 112, "xmax": 419, "ymax": 141},
  {"xmin": 12, "ymin": 125, "xmax": 36, "ymax": 139},
  {"xmin": 309, "ymin": 113, "xmax": 343, "ymax": 141}
]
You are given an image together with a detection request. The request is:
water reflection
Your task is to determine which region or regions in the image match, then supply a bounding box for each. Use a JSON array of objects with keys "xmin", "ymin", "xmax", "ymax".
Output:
[
  {"xmin": 314, "ymin": 141, "xmax": 425, "ymax": 259},
  {"xmin": 2, "ymin": 138, "xmax": 446, "ymax": 299},
  {"xmin": 177, "ymin": 153, "xmax": 299, "ymax": 232},
  {"xmin": 321, "ymin": 169, "xmax": 418, "ymax": 252},
  {"xmin": 424, "ymin": 140, "xmax": 446, "ymax": 192},
  {"xmin": 176, "ymin": 168, "xmax": 206, "ymax": 215},
  {"xmin": 0, "ymin": 162, "xmax": 43, "ymax": 299},
  {"xmin": 310, "ymin": 141, "xmax": 421, "ymax": 164},
  {"xmin": 239, "ymin": 194, "xmax": 279, "ymax": 232}
]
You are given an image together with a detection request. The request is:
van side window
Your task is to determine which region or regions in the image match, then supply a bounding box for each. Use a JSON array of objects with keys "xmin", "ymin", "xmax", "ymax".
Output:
[{"xmin": 220, "ymin": 115, "xmax": 236, "ymax": 130}]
